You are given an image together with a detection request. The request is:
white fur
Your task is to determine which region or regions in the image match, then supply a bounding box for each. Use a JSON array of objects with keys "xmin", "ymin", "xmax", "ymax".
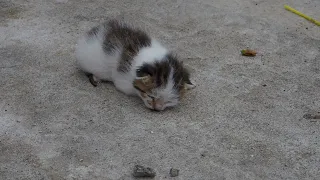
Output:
[
  {"xmin": 75, "ymin": 30, "xmax": 185, "ymax": 110},
  {"xmin": 75, "ymin": 33, "xmax": 120, "ymax": 81},
  {"xmin": 132, "ymin": 39, "xmax": 168, "ymax": 67}
]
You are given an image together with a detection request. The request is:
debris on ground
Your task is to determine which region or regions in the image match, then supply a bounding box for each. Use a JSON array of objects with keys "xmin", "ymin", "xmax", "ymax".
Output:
[
  {"xmin": 284, "ymin": 5, "xmax": 320, "ymax": 26},
  {"xmin": 303, "ymin": 113, "xmax": 320, "ymax": 119},
  {"xmin": 170, "ymin": 168, "xmax": 179, "ymax": 177},
  {"xmin": 241, "ymin": 49, "xmax": 257, "ymax": 56},
  {"xmin": 132, "ymin": 165, "xmax": 156, "ymax": 178}
]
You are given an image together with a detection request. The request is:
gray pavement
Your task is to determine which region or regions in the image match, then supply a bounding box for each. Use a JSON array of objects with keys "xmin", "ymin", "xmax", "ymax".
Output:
[{"xmin": 1, "ymin": 0, "xmax": 319, "ymax": 179}]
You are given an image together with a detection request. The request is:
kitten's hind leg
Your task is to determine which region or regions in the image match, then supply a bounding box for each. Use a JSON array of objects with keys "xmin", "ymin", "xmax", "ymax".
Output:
[{"xmin": 85, "ymin": 73, "xmax": 100, "ymax": 87}]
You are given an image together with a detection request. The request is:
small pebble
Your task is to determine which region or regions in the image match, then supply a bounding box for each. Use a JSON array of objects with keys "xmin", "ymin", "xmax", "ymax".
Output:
[
  {"xmin": 79, "ymin": 159, "xmax": 83, "ymax": 162},
  {"xmin": 303, "ymin": 113, "xmax": 320, "ymax": 119},
  {"xmin": 170, "ymin": 168, "xmax": 179, "ymax": 177},
  {"xmin": 132, "ymin": 165, "xmax": 156, "ymax": 178}
]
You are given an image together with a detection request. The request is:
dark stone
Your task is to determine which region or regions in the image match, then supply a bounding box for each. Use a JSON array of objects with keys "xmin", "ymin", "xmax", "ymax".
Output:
[
  {"xmin": 303, "ymin": 113, "xmax": 320, "ymax": 119},
  {"xmin": 132, "ymin": 165, "xmax": 156, "ymax": 178},
  {"xmin": 170, "ymin": 168, "xmax": 179, "ymax": 177}
]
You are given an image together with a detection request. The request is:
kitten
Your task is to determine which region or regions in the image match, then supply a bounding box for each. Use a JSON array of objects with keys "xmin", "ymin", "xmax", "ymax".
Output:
[{"xmin": 75, "ymin": 19, "xmax": 195, "ymax": 111}]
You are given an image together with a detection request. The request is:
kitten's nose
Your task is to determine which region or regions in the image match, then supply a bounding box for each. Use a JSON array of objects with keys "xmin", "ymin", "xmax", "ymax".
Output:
[{"xmin": 154, "ymin": 103, "xmax": 164, "ymax": 111}]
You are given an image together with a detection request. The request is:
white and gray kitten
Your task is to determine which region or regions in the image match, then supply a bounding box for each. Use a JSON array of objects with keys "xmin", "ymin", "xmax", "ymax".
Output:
[{"xmin": 75, "ymin": 19, "xmax": 195, "ymax": 111}]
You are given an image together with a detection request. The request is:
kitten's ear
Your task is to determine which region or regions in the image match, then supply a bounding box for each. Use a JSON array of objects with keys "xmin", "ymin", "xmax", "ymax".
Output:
[
  {"xmin": 184, "ymin": 78, "xmax": 196, "ymax": 90},
  {"xmin": 183, "ymin": 67, "xmax": 196, "ymax": 90}
]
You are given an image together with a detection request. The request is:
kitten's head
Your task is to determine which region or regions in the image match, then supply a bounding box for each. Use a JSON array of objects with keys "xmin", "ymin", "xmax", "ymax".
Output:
[{"xmin": 133, "ymin": 54, "xmax": 195, "ymax": 111}]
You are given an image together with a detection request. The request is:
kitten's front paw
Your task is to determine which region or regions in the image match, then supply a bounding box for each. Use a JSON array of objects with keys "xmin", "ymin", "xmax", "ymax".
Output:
[{"xmin": 87, "ymin": 74, "xmax": 99, "ymax": 87}]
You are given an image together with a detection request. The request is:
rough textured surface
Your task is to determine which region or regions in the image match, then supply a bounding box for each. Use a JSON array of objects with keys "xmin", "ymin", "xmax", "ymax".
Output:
[{"xmin": 0, "ymin": 0, "xmax": 319, "ymax": 179}]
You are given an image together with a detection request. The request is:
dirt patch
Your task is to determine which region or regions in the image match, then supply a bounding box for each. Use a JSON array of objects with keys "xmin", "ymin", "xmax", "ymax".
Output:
[{"xmin": 0, "ymin": 1, "xmax": 23, "ymax": 25}]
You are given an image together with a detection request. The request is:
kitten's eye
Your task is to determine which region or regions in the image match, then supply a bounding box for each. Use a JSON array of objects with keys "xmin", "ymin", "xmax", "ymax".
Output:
[
  {"xmin": 148, "ymin": 94, "xmax": 155, "ymax": 99},
  {"xmin": 136, "ymin": 69, "xmax": 151, "ymax": 77},
  {"xmin": 136, "ymin": 66, "xmax": 153, "ymax": 77},
  {"xmin": 136, "ymin": 69, "xmax": 143, "ymax": 77}
]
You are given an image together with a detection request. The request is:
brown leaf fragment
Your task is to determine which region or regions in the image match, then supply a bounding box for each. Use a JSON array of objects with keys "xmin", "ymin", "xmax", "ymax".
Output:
[{"xmin": 241, "ymin": 49, "xmax": 257, "ymax": 56}]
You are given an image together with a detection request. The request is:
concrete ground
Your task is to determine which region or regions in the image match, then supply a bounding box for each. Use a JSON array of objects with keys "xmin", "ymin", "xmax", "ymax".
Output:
[{"xmin": 1, "ymin": 0, "xmax": 319, "ymax": 179}]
